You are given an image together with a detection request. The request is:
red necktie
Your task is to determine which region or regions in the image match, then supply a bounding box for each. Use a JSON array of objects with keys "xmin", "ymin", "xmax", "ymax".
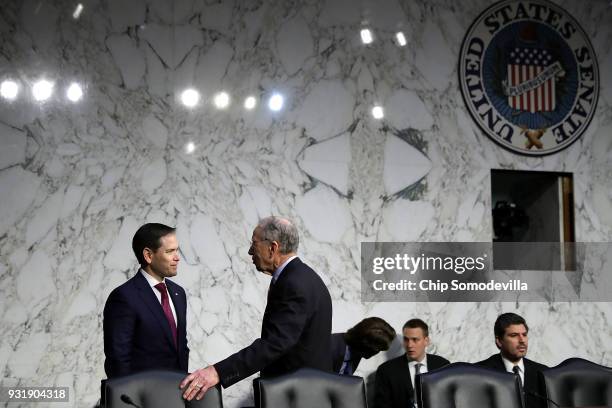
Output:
[{"xmin": 154, "ymin": 282, "xmax": 177, "ymax": 348}]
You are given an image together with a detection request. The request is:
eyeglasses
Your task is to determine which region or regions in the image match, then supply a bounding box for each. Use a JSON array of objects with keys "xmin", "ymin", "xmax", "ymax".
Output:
[{"xmin": 249, "ymin": 239, "xmax": 270, "ymax": 248}]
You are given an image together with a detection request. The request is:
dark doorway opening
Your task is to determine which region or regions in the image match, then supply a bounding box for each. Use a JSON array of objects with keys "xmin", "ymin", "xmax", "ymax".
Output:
[{"xmin": 491, "ymin": 169, "xmax": 575, "ymax": 270}]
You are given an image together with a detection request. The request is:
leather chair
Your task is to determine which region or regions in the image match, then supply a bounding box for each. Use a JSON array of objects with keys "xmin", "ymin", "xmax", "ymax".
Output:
[
  {"xmin": 253, "ymin": 367, "xmax": 366, "ymax": 408},
  {"xmin": 103, "ymin": 370, "xmax": 223, "ymax": 408},
  {"xmin": 539, "ymin": 358, "xmax": 612, "ymax": 407},
  {"xmin": 415, "ymin": 362, "xmax": 524, "ymax": 408}
]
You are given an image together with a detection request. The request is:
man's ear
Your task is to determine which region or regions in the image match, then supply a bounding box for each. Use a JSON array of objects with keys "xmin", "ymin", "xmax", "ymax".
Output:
[
  {"xmin": 143, "ymin": 247, "xmax": 153, "ymax": 264},
  {"xmin": 424, "ymin": 336, "xmax": 430, "ymax": 347},
  {"xmin": 495, "ymin": 336, "xmax": 502, "ymax": 349}
]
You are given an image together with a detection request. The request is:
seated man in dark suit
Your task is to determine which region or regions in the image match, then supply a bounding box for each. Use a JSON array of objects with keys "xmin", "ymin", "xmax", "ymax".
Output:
[
  {"xmin": 332, "ymin": 317, "xmax": 396, "ymax": 375},
  {"xmin": 180, "ymin": 216, "xmax": 333, "ymax": 401},
  {"xmin": 475, "ymin": 312, "xmax": 548, "ymax": 408},
  {"xmin": 375, "ymin": 318, "xmax": 450, "ymax": 408},
  {"xmin": 103, "ymin": 223, "xmax": 189, "ymax": 378}
]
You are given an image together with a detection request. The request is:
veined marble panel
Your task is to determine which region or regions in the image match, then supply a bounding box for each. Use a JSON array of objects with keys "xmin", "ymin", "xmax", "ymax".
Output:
[{"xmin": 0, "ymin": 0, "xmax": 611, "ymax": 407}]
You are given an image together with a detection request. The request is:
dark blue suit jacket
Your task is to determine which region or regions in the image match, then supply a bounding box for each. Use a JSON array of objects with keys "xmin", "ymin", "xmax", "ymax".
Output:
[
  {"xmin": 375, "ymin": 353, "xmax": 450, "ymax": 408},
  {"xmin": 331, "ymin": 333, "xmax": 363, "ymax": 374},
  {"xmin": 476, "ymin": 354, "xmax": 548, "ymax": 408},
  {"xmin": 103, "ymin": 271, "xmax": 189, "ymax": 378},
  {"xmin": 215, "ymin": 257, "xmax": 333, "ymax": 387}
]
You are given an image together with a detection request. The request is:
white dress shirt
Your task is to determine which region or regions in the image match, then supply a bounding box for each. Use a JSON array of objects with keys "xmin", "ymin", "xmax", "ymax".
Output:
[
  {"xmin": 141, "ymin": 269, "xmax": 177, "ymax": 324},
  {"xmin": 408, "ymin": 354, "xmax": 429, "ymax": 389},
  {"xmin": 501, "ymin": 355, "xmax": 525, "ymax": 386},
  {"xmin": 409, "ymin": 355, "xmax": 428, "ymax": 408}
]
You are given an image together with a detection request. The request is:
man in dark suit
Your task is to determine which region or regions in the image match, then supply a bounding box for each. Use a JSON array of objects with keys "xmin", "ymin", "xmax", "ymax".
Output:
[
  {"xmin": 332, "ymin": 317, "xmax": 395, "ymax": 375},
  {"xmin": 181, "ymin": 216, "xmax": 333, "ymax": 401},
  {"xmin": 375, "ymin": 319, "xmax": 450, "ymax": 408},
  {"xmin": 103, "ymin": 223, "xmax": 189, "ymax": 378},
  {"xmin": 476, "ymin": 312, "xmax": 548, "ymax": 408}
]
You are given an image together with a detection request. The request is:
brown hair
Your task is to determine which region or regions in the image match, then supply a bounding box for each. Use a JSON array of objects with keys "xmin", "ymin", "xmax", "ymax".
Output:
[{"xmin": 344, "ymin": 317, "xmax": 396, "ymax": 355}]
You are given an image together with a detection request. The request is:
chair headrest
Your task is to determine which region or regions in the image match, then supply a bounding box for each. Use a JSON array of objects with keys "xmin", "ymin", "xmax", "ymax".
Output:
[
  {"xmin": 105, "ymin": 370, "xmax": 223, "ymax": 408},
  {"xmin": 418, "ymin": 363, "xmax": 523, "ymax": 408},
  {"xmin": 256, "ymin": 368, "xmax": 366, "ymax": 408}
]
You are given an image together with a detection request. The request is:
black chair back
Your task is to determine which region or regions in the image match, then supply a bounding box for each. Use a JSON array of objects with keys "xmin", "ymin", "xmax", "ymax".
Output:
[
  {"xmin": 254, "ymin": 368, "xmax": 366, "ymax": 408},
  {"xmin": 540, "ymin": 358, "xmax": 612, "ymax": 408},
  {"xmin": 103, "ymin": 370, "xmax": 222, "ymax": 408},
  {"xmin": 416, "ymin": 362, "xmax": 524, "ymax": 408}
]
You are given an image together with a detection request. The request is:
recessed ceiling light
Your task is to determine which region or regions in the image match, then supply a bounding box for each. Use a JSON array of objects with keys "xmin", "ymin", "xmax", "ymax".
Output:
[
  {"xmin": 180, "ymin": 88, "xmax": 200, "ymax": 107},
  {"xmin": 268, "ymin": 93, "xmax": 284, "ymax": 111},
  {"xmin": 185, "ymin": 142, "xmax": 195, "ymax": 154},
  {"xmin": 72, "ymin": 3, "xmax": 83, "ymax": 19},
  {"xmin": 0, "ymin": 80, "xmax": 19, "ymax": 100},
  {"xmin": 244, "ymin": 96, "xmax": 257, "ymax": 110},
  {"xmin": 66, "ymin": 82, "xmax": 83, "ymax": 102},
  {"xmin": 32, "ymin": 79, "xmax": 54, "ymax": 101},
  {"xmin": 371, "ymin": 105, "xmax": 384, "ymax": 119},
  {"xmin": 360, "ymin": 28, "xmax": 373, "ymax": 44},
  {"xmin": 213, "ymin": 91, "xmax": 230, "ymax": 109},
  {"xmin": 396, "ymin": 32, "xmax": 407, "ymax": 47}
]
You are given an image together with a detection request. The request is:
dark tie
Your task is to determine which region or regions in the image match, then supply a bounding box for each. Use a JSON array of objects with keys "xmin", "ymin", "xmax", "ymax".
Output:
[
  {"xmin": 413, "ymin": 363, "xmax": 423, "ymax": 408},
  {"xmin": 340, "ymin": 346, "xmax": 353, "ymax": 375},
  {"xmin": 512, "ymin": 365, "xmax": 522, "ymax": 386},
  {"xmin": 155, "ymin": 282, "xmax": 177, "ymax": 347}
]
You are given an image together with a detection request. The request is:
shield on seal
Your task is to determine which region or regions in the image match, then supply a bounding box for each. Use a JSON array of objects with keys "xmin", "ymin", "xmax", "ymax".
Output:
[{"xmin": 506, "ymin": 46, "xmax": 555, "ymax": 113}]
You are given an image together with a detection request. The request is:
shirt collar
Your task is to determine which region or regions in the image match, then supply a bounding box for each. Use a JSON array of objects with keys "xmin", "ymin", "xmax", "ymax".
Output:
[
  {"xmin": 272, "ymin": 255, "xmax": 297, "ymax": 283},
  {"xmin": 141, "ymin": 268, "xmax": 166, "ymax": 287},
  {"xmin": 501, "ymin": 354, "xmax": 525, "ymax": 373},
  {"xmin": 407, "ymin": 354, "xmax": 428, "ymax": 367}
]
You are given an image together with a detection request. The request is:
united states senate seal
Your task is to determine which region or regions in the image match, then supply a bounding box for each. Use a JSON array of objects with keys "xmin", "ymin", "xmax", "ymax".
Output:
[{"xmin": 459, "ymin": 0, "xmax": 598, "ymax": 155}]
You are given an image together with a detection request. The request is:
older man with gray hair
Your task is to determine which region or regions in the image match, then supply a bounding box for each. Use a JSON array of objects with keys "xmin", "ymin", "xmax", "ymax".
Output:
[{"xmin": 181, "ymin": 216, "xmax": 333, "ymax": 400}]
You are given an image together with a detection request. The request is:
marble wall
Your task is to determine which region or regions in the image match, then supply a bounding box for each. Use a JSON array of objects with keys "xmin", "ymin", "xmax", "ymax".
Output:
[{"xmin": 1, "ymin": 0, "xmax": 611, "ymax": 406}]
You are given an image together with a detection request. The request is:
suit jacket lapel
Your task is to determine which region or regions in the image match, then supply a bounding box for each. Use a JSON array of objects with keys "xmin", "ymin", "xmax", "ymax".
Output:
[
  {"xmin": 266, "ymin": 257, "xmax": 300, "ymax": 303},
  {"xmin": 274, "ymin": 257, "xmax": 300, "ymax": 285},
  {"xmin": 400, "ymin": 357, "xmax": 414, "ymax": 397},
  {"xmin": 523, "ymin": 359, "xmax": 534, "ymax": 390},
  {"xmin": 266, "ymin": 279, "xmax": 274, "ymax": 304},
  {"xmin": 134, "ymin": 272, "xmax": 176, "ymax": 351},
  {"xmin": 495, "ymin": 354, "xmax": 507, "ymax": 370}
]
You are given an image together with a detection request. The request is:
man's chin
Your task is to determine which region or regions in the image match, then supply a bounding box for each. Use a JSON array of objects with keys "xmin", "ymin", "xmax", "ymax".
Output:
[
  {"xmin": 505, "ymin": 352, "xmax": 526, "ymax": 361},
  {"xmin": 253, "ymin": 264, "xmax": 271, "ymax": 274}
]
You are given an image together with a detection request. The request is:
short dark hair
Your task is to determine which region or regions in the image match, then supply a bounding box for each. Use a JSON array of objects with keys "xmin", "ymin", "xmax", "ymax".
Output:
[
  {"xmin": 132, "ymin": 223, "xmax": 176, "ymax": 267},
  {"xmin": 344, "ymin": 317, "xmax": 396, "ymax": 355},
  {"xmin": 494, "ymin": 312, "xmax": 529, "ymax": 339},
  {"xmin": 403, "ymin": 318, "xmax": 429, "ymax": 337}
]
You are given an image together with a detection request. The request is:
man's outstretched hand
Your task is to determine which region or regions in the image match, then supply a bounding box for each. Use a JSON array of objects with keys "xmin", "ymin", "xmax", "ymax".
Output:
[{"xmin": 180, "ymin": 365, "xmax": 220, "ymax": 401}]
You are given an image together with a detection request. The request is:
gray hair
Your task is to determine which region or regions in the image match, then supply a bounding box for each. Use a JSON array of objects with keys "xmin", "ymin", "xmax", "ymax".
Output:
[{"xmin": 258, "ymin": 216, "xmax": 299, "ymax": 254}]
